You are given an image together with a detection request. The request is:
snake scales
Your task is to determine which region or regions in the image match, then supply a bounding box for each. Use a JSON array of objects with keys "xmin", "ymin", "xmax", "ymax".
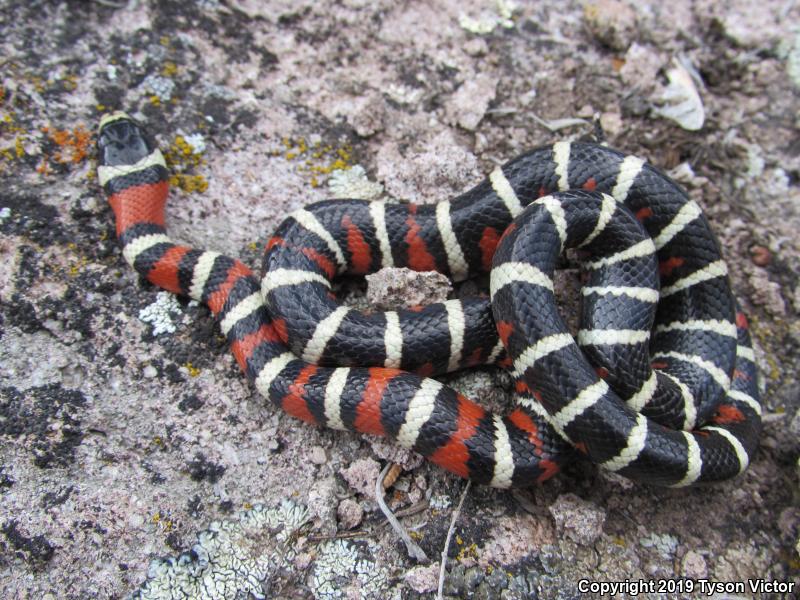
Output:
[{"xmin": 96, "ymin": 111, "xmax": 761, "ymax": 488}]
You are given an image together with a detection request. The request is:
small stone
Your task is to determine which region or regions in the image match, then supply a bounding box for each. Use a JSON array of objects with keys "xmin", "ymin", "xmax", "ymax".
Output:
[
  {"xmin": 748, "ymin": 269, "xmax": 786, "ymax": 316},
  {"xmin": 309, "ymin": 445, "xmax": 327, "ymax": 465},
  {"xmin": 340, "ymin": 457, "xmax": 382, "ymax": 498},
  {"xmin": 749, "ymin": 245, "xmax": 771, "ymax": 267},
  {"xmin": 599, "ymin": 111, "xmax": 623, "ymax": 137},
  {"xmin": 404, "ymin": 563, "xmax": 440, "ymax": 593},
  {"xmin": 789, "ymin": 410, "xmax": 800, "ymax": 439},
  {"xmin": 307, "ymin": 477, "xmax": 338, "ymax": 535},
  {"xmin": 778, "ymin": 507, "xmax": 800, "ymax": 543},
  {"xmin": 681, "ymin": 550, "xmax": 707, "ymax": 580},
  {"xmin": 337, "ymin": 498, "xmax": 363, "ymax": 530},
  {"xmin": 463, "ymin": 38, "xmax": 488, "ymax": 57},
  {"xmin": 366, "ymin": 267, "xmax": 452, "ymax": 310},
  {"xmin": 548, "ymin": 493, "xmax": 606, "ymax": 545},
  {"xmin": 143, "ymin": 365, "xmax": 158, "ymax": 378},
  {"xmin": 347, "ymin": 92, "xmax": 386, "ymax": 137},
  {"xmin": 583, "ymin": 0, "xmax": 637, "ymax": 52},
  {"xmin": 368, "ymin": 435, "xmax": 425, "ymax": 472},
  {"xmin": 619, "ymin": 43, "xmax": 663, "ymax": 88},
  {"xmin": 696, "ymin": 0, "xmax": 787, "ymax": 47},
  {"xmin": 445, "ymin": 73, "xmax": 498, "ymax": 131}
]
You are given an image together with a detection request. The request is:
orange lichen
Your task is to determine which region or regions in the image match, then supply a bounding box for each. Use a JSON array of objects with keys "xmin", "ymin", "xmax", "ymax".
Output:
[{"xmin": 42, "ymin": 124, "xmax": 92, "ymax": 164}]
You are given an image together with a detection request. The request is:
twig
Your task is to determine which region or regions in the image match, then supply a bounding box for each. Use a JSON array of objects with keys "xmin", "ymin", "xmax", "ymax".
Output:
[
  {"xmin": 93, "ymin": 0, "xmax": 135, "ymax": 7},
  {"xmin": 530, "ymin": 113, "xmax": 590, "ymax": 133},
  {"xmin": 436, "ymin": 481, "xmax": 471, "ymax": 600},
  {"xmin": 308, "ymin": 530, "xmax": 375, "ymax": 542},
  {"xmin": 375, "ymin": 463, "xmax": 428, "ymax": 562},
  {"xmin": 390, "ymin": 498, "xmax": 430, "ymax": 519}
]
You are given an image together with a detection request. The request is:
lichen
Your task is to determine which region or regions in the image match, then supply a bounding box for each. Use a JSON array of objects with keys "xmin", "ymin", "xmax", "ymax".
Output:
[
  {"xmin": 0, "ymin": 112, "xmax": 31, "ymax": 168},
  {"xmin": 276, "ymin": 137, "xmax": 355, "ymax": 188},
  {"xmin": 133, "ymin": 501, "xmax": 310, "ymax": 600},
  {"xmin": 142, "ymin": 74, "xmax": 176, "ymax": 103},
  {"xmin": 310, "ymin": 540, "xmax": 394, "ymax": 600},
  {"xmin": 327, "ymin": 165, "xmax": 383, "ymax": 199},
  {"xmin": 459, "ymin": 0, "xmax": 518, "ymax": 34},
  {"xmin": 138, "ymin": 291, "xmax": 183, "ymax": 336},
  {"xmin": 429, "ymin": 494, "xmax": 452, "ymax": 511},
  {"xmin": 163, "ymin": 135, "xmax": 209, "ymax": 193}
]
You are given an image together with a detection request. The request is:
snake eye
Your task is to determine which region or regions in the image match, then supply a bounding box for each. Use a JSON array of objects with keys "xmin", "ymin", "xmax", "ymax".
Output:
[{"xmin": 98, "ymin": 118, "xmax": 153, "ymax": 167}]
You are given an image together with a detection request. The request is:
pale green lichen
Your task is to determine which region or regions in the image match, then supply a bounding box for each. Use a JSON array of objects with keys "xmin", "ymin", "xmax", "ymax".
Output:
[
  {"xmin": 138, "ymin": 291, "xmax": 182, "ymax": 336},
  {"xmin": 429, "ymin": 493, "xmax": 452, "ymax": 511},
  {"xmin": 639, "ymin": 532, "xmax": 679, "ymax": 561},
  {"xmin": 459, "ymin": 0, "xmax": 518, "ymax": 34},
  {"xmin": 311, "ymin": 540, "xmax": 395, "ymax": 600},
  {"xmin": 133, "ymin": 500, "xmax": 310, "ymax": 600},
  {"xmin": 781, "ymin": 29, "xmax": 800, "ymax": 88},
  {"xmin": 142, "ymin": 74, "xmax": 176, "ymax": 103},
  {"xmin": 327, "ymin": 165, "xmax": 384, "ymax": 200},
  {"xmin": 183, "ymin": 133, "xmax": 206, "ymax": 155}
]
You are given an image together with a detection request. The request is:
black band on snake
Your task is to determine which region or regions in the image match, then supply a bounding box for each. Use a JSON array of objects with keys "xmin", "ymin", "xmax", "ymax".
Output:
[{"xmin": 96, "ymin": 111, "xmax": 762, "ymax": 488}]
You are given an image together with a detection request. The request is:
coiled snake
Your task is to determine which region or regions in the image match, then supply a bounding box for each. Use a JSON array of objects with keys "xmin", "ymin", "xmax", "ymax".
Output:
[{"xmin": 96, "ymin": 112, "xmax": 761, "ymax": 488}]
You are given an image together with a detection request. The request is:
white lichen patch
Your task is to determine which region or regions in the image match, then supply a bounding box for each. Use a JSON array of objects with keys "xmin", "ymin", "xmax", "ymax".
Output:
[
  {"xmin": 142, "ymin": 74, "xmax": 176, "ymax": 102},
  {"xmin": 327, "ymin": 165, "xmax": 384, "ymax": 200},
  {"xmin": 133, "ymin": 501, "xmax": 310, "ymax": 600},
  {"xmin": 639, "ymin": 532, "xmax": 679, "ymax": 561},
  {"xmin": 183, "ymin": 133, "xmax": 207, "ymax": 154},
  {"xmin": 0, "ymin": 206, "xmax": 10, "ymax": 223},
  {"xmin": 138, "ymin": 291, "xmax": 183, "ymax": 336},
  {"xmin": 429, "ymin": 494, "xmax": 453, "ymax": 511},
  {"xmin": 311, "ymin": 540, "xmax": 393, "ymax": 600},
  {"xmin": 785, "ymin": 30, "xmax": 800, "ymax": 88},
  {"xmin": 385, "ymin": 84, "xmax": 424, "ymax": 106},
  {"xmin": 459, "ymin": 0, "xmax": 518, "ymax": 34}
]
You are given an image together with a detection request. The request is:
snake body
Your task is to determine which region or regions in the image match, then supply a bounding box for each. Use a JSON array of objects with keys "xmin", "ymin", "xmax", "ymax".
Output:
[{"xmin": 97, "ymin": 112, "xmax": 761, "ymax": 488}]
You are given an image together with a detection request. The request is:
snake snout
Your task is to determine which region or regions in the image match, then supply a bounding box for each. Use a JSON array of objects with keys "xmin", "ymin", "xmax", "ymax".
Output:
[{"xmin": 98, "ymin": 114, "xmax": 153, "ymax": 167}]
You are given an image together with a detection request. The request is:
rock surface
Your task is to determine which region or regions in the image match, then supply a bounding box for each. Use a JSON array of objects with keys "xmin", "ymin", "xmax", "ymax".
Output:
[{"xmin": 0, "ymin": 0, "xmax": 798, "ymax": 598}]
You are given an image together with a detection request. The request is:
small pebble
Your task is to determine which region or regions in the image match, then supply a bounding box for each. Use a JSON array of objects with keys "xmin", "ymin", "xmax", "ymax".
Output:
[
  {"xmin": 749, "ymin": 245, "xmax": 771, "ymax": 266},
  {"xmin": 548, "ymin": 493, "xmax": 606, "ymax": 545},
  {"xmin": 583, "ymin": 0, "xmax": 637, "ymax": 51},
  {"xmin": 309, "ymin": 445, "xmax": 327, "ymax": 465},
  {"xmin": 404, "ymin": 563, "xmax": 440, "ymax": 593},
  {"xmin": 681, "ymin": 550, "xmax": 707, "ymax": 580},
  {"xmin": 366, "ymin": 267, "xmax": 451, "ymax": 310},
  {"xmin": 337, "ymin": 498, "xmax": 363, "ymax": 530}
]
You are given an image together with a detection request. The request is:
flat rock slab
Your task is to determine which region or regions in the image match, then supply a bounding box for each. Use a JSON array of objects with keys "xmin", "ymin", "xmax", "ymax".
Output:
[{"xmin": 0, "ymin": 1, "xmax": 798, "ymax": 598}]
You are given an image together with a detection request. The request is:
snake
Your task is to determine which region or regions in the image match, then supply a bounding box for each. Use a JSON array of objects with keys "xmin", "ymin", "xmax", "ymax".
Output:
[{"xmin": 96, "ymin": 111, "xmax": 761, "ymax": 488}]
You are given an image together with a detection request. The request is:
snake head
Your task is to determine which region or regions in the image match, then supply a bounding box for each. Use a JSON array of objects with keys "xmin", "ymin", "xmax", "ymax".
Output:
[{"xmin": 97, "ymin": 112, "xmax": 156, "ymax": 167}]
